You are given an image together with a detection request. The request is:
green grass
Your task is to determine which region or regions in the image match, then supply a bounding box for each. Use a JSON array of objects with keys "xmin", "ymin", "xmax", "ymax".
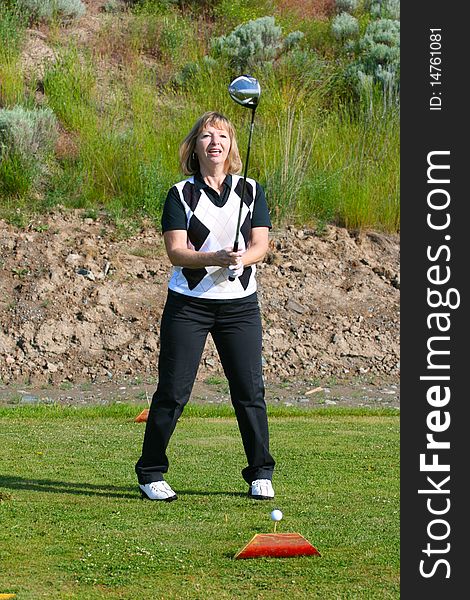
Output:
[
  {"xmin": 0, "ymin": 405, "xmax": 399, "ymax": 599},
  {"xmin": 0, "ymin": 6, "xmax": 27, "ymax": 107}
]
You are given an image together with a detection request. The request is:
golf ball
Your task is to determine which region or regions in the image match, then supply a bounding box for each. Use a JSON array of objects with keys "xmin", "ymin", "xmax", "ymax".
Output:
[{"xmin": 270, "ymin": 509, "xmax": 283, "ymax": 521}]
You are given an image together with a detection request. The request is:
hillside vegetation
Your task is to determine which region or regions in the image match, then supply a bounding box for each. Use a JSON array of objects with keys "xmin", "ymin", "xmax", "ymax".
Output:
[{"xmin": 0, "ymin": 0, "xmax": 399, "ymax": 231}]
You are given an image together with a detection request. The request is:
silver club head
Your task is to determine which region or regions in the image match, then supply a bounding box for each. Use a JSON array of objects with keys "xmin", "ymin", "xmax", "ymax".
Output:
[{"xmin": 228, "ymin": 75, "xmax": 261, "ymax": 109}]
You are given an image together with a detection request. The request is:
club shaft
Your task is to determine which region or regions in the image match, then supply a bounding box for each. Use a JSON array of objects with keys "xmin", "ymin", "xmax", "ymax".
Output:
[{"xmin": 233, "ymin": 107, "xmax": 256, "ymax": 252}]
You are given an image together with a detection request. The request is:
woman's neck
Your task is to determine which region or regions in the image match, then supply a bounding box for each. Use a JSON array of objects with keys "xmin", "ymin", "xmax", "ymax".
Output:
[{"xmin": 200, "ymin": 167, "xmax": 227, "ymax": 194}]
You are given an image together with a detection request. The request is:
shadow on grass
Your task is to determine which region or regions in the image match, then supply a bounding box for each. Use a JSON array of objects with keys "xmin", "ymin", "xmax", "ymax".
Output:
[{"xmin": 0, "ymin": 475, "xmax": 247, "ymax": 499}]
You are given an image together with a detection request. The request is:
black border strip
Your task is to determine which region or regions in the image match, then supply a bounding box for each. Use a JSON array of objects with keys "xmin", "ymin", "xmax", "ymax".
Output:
[{"xmin": 401, "ymin": 4, "xmax": 467, "ymax": 597}]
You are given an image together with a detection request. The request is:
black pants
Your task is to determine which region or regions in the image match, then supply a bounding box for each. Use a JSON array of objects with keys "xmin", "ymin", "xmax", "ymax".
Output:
[{"xmin": 135, "ymin": 291, "xmax": 275, "ymax": 485}]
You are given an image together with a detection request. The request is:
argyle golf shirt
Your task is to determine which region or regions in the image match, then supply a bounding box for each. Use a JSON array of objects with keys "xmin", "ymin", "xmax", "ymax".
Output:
[{"xmin": 161, "ymin": 173, "xmax": 271, "ymax": 299}]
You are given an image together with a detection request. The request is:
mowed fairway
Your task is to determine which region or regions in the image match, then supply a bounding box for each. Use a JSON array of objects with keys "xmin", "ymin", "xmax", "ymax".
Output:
[{"xmin": 0, "ymin": 405, "xmax": 399, "ymax": 599}]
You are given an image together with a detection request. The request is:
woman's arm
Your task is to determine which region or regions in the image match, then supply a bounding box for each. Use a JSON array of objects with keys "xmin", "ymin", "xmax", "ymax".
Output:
[
  {"xmin": 163, "ymin": 230, "xmax": 242, "ymax": 268},
  {"xmin": 238, "ymin": 226, "xmax": 270, "ymax": 267},
  {"xmin": 164, "ymin": 227, "xmax": 269, "ymax": 270}
]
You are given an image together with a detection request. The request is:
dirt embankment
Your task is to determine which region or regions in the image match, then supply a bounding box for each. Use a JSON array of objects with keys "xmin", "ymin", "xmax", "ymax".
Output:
[{"xmin": 0, "ymin": 210, "xmax": 399, "ymax": 390}]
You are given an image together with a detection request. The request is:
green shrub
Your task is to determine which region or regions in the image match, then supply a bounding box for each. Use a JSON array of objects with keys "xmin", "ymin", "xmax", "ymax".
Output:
[
  {"xmin": 102, "ymin": 0, "xmax": 123, "ymax": 13},
  {"xmin": 0, "ymin": 106, "xmax": 58, "ymax": 197},
  {"xmin": 210, "ymin": 16, "xmax": 304, "ymax": 73},
  {"xmin": 172, "ymin": 59, "xmax": 202, "ymax": 88},
  {"xmin": 331, "ymin": 15, "xmax": 399, "ymax": 108},
  {"xmin": 367, "ymin": 0, "xmax": 400, "ymax": 20},
  {"xmin": 18, "ymin": 0, "xmax": 86, "ymax": 23},
  {"xmin": 352, "ymin": 18, "xmax": 399, "ymax": 101},
  {"xmin": 335, "ymin": 0, "xmax": 358, "ymax": 12},
  {"xmin": 315, "ymin": 98, "xmax": 399, "ymax": 231},
  {"xmin": 0, "ymin": 106, "xmax": 58, "ymax": 159},
  {"xmin": 283, "ymin": 30, "xmax": 305, "ymax": 51},
  {"xmin": 331, "ymin": 12, "xmax": 359, "ymax": 41}
]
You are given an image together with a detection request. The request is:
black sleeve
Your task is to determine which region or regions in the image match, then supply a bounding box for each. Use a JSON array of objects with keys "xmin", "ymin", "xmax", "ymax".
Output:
[
  {"xmin": 161, "ymin": 186, "xmax": 187, "ymax": 232},
  {"xmin": 251, "ymin": 182, "xmax": 272, "ymax": 228}
]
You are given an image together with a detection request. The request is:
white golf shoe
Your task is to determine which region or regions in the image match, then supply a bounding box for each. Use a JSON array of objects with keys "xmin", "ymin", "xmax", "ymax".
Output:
[
  {"xmin": 139, "ymin": 481, "xmax": 177, "ymax": 502},
  {"xmin": 249, "ymin": 479, "xmax": 275, "ymax": 500}
]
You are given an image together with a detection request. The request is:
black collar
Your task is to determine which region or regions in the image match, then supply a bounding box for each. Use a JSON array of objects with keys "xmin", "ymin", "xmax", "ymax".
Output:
[{"xmin": 194, "ymin": 172, "xmax": 232, "ymax": 193}]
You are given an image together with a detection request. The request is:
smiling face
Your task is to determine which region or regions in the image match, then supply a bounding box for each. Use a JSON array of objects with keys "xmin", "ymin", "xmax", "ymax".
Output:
[
  {"xmin": 180, "ymin": 112, "xmax": 242, "ymax": 176},
  {"xmin": 194, "ymin": 123, "xmax": 231, "ymax": 174}
]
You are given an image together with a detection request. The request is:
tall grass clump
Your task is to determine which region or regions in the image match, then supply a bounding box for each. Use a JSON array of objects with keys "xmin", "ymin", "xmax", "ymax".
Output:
[
  {"xmin": 262, "ymin": 107, "xmax": 313, "ymax": 223},
  {"xmin": 86, "ymin": 76, "xmax": 189, "ymax": 219},
  {"xmin": 0, "ymin": 106, "xmax": 58, "ymax": 199},
  {"xmin": 213, "ymin": 0, "xmax": 280, "ymax": 28},
  {"xmin": 0, "ymin": 7, "xmax": 27, "ymax": 107},
  {"xmin": 174, "ymin": 58, "xmax": 234, "ymax": 117},
  {"xmin": 96, "ymin": 5, "xmax": 203, "ymax": 85},
  {"xmin": 298, "ymin": 95, "xmax": 399, "ymax": 231},
  {"xmin": 46, "ymin": 61, "xmax": 185, "ymax": 219},
  {"xmin": 75, "ymin": 118, "xmax": 174, "ymax": 218},
  {"xmin": 18, "ymin": 0, "xmax": 86, "ymax": 23},
  {"xmin": 43, "ymin": 47, "xmax": 97, "ymax": 132},
  {"xmin": 274, "ymin": 0, "xmax": 336, "ymax": 21},
  {"xmin": 126, "ymin": 10, "xmax": 190, "ymax": 61}
]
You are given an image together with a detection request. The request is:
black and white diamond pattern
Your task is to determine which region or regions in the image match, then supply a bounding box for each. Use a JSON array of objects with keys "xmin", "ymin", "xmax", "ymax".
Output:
[
  {"xmin": 187, "ymin": 214, "xmax": 210, "ymax": 251},
  {"xmin": 191, "ymin": 188, "xmax": 247, "ymax": 253},
  {"xmin": 182, "ymin": 180, "xmax": 201, "ymax": 212},
  {"xmin": 169, "ymin": 175, "xmax": 258, "ymax": 299},
  {"xmin": 239, "ymin": 265, "xmax": 252, "ymax": 290},
  {"xmin": 234, "ymin": 178, "xmax": 254, "ymax": 208},
  {"xmin": 240, "ymin": 211, "xmax": 251, "ymax": 251},
  {"xmin": 182, "ymin": 267, "xmax": 207, "ymax": 290}
]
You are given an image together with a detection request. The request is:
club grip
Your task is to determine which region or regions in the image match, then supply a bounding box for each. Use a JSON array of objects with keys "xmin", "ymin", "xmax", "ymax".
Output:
[{"xmin": 229, "ymin": 241, "xmax": 239, "ymax": 281}]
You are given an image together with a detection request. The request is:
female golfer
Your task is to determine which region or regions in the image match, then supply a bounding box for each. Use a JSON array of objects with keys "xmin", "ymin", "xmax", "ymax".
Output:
[{"xmin": 135, "ymin": 111, "xmax": 275, "ymax": 501}]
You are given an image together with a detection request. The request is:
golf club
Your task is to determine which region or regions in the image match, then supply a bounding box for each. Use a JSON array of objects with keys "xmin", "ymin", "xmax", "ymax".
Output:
[{"xmin": 227, "ymin": 75, "xmax": 261, "ymax": 280}]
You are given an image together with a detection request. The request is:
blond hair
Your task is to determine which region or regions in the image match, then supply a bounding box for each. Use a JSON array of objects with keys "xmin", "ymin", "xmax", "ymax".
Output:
[{"xmin": 179, "ymin": 111, "xmax": 242, "ymax": 176}]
